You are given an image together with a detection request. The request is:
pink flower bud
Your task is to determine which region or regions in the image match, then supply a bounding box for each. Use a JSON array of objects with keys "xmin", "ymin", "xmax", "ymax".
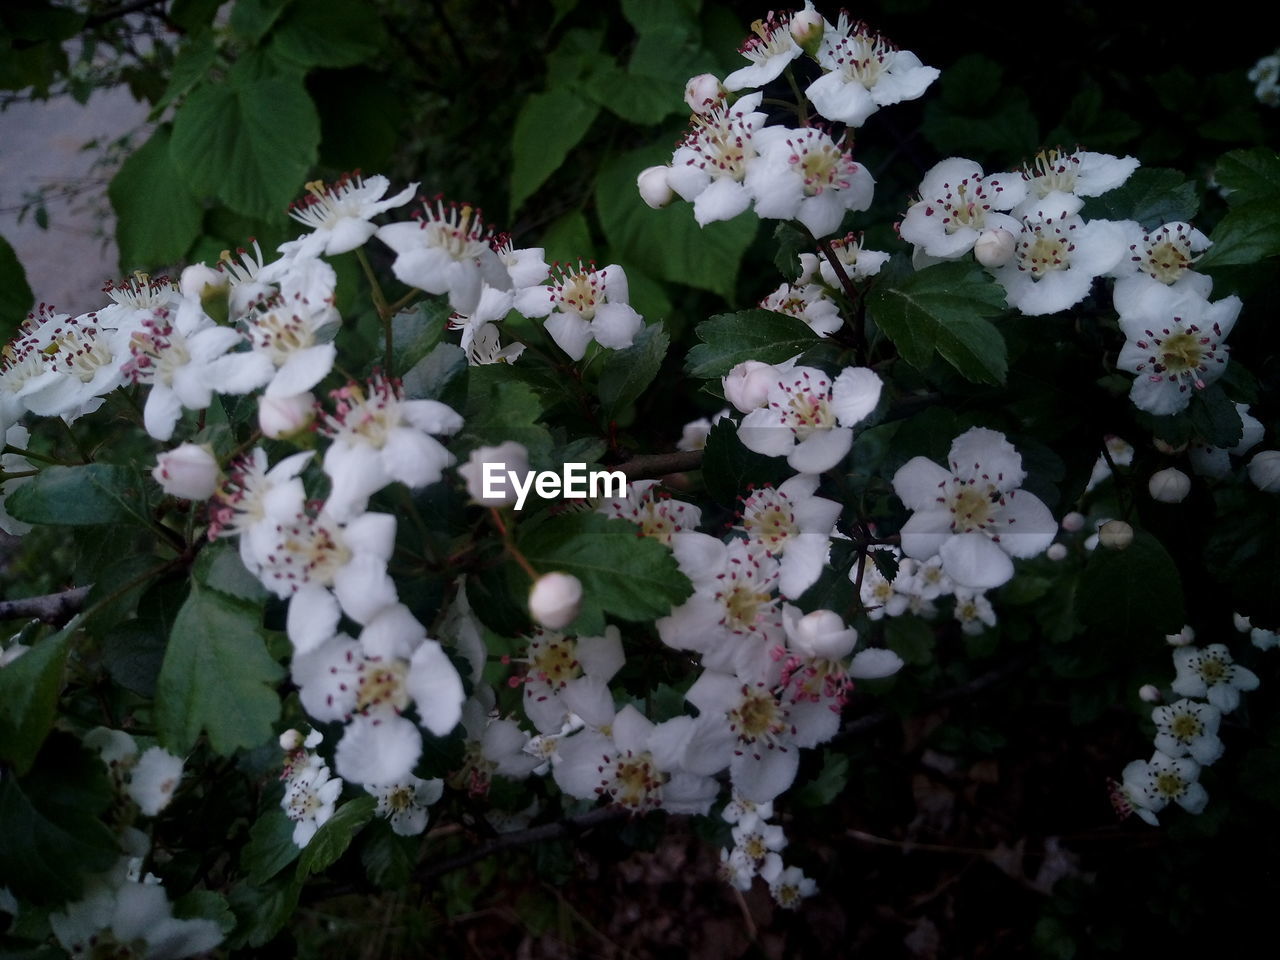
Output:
[
  {"xmin": 723, "ymin": 360, "xmax": 781, "ymax": 413},
  {"xmin": 152, "ymin": 443, "xmax": 219, "ymax": 500},
  {"xmin": 637, "ymin": 166, "xmax": 674, "ymax": 209},
  {"xmin": 279, "ymin": 729, "xmax": 305, "ymax": 751},
  {"xmin": 1046, "ymin": 543, "xmax": 1068, "ymax": 561},
  {"xmin": 1138, "ymin": 684, "xmax": 1162, "ymax": 703},
  {"xmin": 258, "ymin": 392, "xmax": 316, "ymax": 439},
  {"xmin": 973, "ymin": 228, "xmax": 1016, "ymax": 268},
  {"xmin": 529, "ymin": 572, "xmax": 583, "ymax": 629},
  {"xmin": 1248, "ymin": 449, "xmax": 1280, "ymax": 492},
  {"xmin": 1061, "ymin": 511, "xmax": 1085, "ymax": 532},
  {"xmin": 684, "ymin": 73, "xmax": 726, "ymax": 114},
  {"xmin": 1097, "ymin": 519, "xmax": 1134, "ymax": 550},
  {"xmin": 1148, "ymin": 467, "xmax": 1191, "ymax": 503},
  {"xmin": 789, "ymin": 4, "xmax": 824, "ymax": 53},
  {"xmin": 788, "ymin": 608, "xmax": 858, "ymax": 659}
]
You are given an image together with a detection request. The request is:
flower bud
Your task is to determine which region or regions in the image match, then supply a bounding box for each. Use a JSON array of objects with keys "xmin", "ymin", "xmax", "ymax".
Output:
[
  {"xmin": 258, "ymin": 391, "xmax": 316, "ymax": 439},
  {"xmin": 789, "ymin": 3, "xmax": 824, "ymax": 55},
  {"xmin": 1061, "ymin": 511, "xmax": 1085, "ymax": 532},
  {"xmin": 796, "ymin": 252, "xmax": 820, "ymax": 285},
  {"xmin": 179, "ymin": 263, "xmax": 227, "ymax": 300},
  {"xmin": 458, "ymin": 441, "xmax": 530, "ymax": 506},
  {"xmin": 1046, "ymin": 543, "xmax": 1068, "ymax": 561},
  {"xmin": 152, "ymin": 443, "xmax": 219, "ymax": 500},
  {"xmin": 279, "ymin": 729, "xmax": 305, "ymax": 751},
  {"xmin": 723, "ymin": 360, "xmax": 781, "ymax": 413},
  {"xmin": 1165, "ymin": 624, "xmax": 1195, "ymax": 646},
  {"xmin": 1097, "ymin": 519, "xmax": 1134, "ymax": 550},
  {"xmin": 1248, "ymin": 449, "xmax": 1280, "ymax": 492},
  {"xmin": 529, "ymin": 572, "xmax": 583, "ymax": 630},
  {"xmin": 973, "ymin": 228, "xmax": 1016, "ymax": 268},
  {"xmin": 1148, "ymin": 467, "xmax": 1191, "ymax": 503},
  {"xmin": 787, "ymin": 608, "xmax": 858, "ymax": 659},
  {"xmin": 1152, "ymin": 437, "xmax": 1187, "ymax": 455},
  {"xmin": 1138, "ymin": 684, "xmax": 1162, "ymax": 704},
  {"xmin": 637, "ymin": 166, "xmax": 675, "ymax": 209},
  {"xmin": 684, "ymin": 73, "xmax": 726, "ymax": 114},
  {"xmin": 1233, "ymin": 611, "xmax": 1252, "ymax": 633}
]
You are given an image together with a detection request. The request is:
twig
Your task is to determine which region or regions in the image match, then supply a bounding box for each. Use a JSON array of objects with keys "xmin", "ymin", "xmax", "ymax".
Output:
[
  {"xmin": 816, "ymin": 237, "xmax": 866, "ymax": 358},
  {"xmin": 0, "ymin": 586, "xmax": 90, "ymax": 625},
  {"xmin": 86, "ymin": 0, "xmax": 166, "ymax": 28},
  {"xmin": 615, "ymin": 449, "xmax": 703, "ymax": 481},
  {"xmin": 416, "ymin": 806, "xmax": 627, "ymax": 881}
]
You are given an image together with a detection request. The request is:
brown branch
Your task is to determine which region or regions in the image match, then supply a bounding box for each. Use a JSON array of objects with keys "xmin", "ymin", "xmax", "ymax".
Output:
[
  {"xmin": 416, "ymin": 806, "xmax": 627, "ymax": 882},
  {"xmin": 615, "ymin": 449, "xmax": 703, "ymax": 481},
  {"xmin": 0, "ymin": 586, "xmax": 90, "ymax": 625},
  {"xmin": 86, "ymin": 0, "xmax": 166, "ymax": 28}
]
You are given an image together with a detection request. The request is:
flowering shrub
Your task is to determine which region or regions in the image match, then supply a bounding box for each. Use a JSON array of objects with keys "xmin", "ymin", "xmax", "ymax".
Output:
[{"xmin": 1, "ymin": 1, "xmax": 1278, "ymax": 956}]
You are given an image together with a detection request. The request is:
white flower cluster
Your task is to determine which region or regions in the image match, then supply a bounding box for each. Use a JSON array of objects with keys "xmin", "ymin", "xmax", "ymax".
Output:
[
  {"xmin": 1116, "ymin": 632, "xmax": 1260, "ymax": 825},
  {"xmin": 83, "ymin": 728, "xmax": 186, "ymax": 818},
  {"xmin": 718, "ymin": 795, "xmax": 817, "ymax": 909},
  {"xmin": 1248, "ymin": 50, "xmax": 1280, "ymax": 106}
]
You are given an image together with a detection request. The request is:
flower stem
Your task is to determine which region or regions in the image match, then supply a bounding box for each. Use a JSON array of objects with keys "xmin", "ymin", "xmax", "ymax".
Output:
[
  {"xmin": 356, "ymin": 247, "xmax": 395, "ymax": 371},
  {"xmin": 489, "ymin": 506, "xmax": 539, "ymax": 581},
  {"xmin": 816, "ymin": 236, "xmax": 866, "ymax": 359},
  {"xmin": 3, "ymin": 443, "xmax": 67, "ymax": 466}
]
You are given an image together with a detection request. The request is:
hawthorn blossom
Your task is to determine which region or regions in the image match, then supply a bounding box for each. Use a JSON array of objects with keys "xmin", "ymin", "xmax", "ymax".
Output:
[
  {"xmin": 1170, "ymin": 644, "xmax": 1260, "ymax": 713},
  {"xmin": 452, "ymin": 692, "xmax": 540, "ymax": 796},
  {"xmin": 899, "ymin": 158, "xmax": 1026, "ymax": 261},
  {"xmin": 1188, "ymin": 403, "xmax": 1263, "ymax": 477},
  {"xmin": 127, "ymin": 747, "xmax": 185, "ymax": 817},
  {"xmin": 366, "ymin": 775, "xmax": 444, "ymax": 836},
  {"xmin": 723, "ymin": 13, "xmax": 801, "ymax": 91},
  {"xmin": 760, "ymin": 282, "xmax": 842, "ymax": 336},
  {"xmin": 447, "ymin": 284, "xmax": 514, "ymax": 356},
  {"xmin": 804, "ymin": 232, "xmax": 889, "ymax": 287},
  {"xmin": 953, "ymin": 587, "xmax": 996, "ymax": 635},
  {"xmin": 1122, "ymin": 221, "xmax": 1212, "ymax": 293},
  {"xmin": 95, "ymin": 272, "xmax": 182, "ymax": 330},
  {"xmin": 1249, "ymin": 450, "xmax": 1280, "ymax": 492},
  {"xmin": 492, "ymin": 233, "xmax": 550, "ymax": 292},
  {"xmin": 528, "ymin": 572, "xmax": 583, "ymax": 630},
  {"xmin": 514, "ymin": 261, "xmax": 642, "ymax": 360},
  {"xmin": 1114, "ymin": 277, "xmax": 1239, "ymax": 415},
  {"xmin": 598, "ymin": 479, "xmax": 702, "ymax": 545},
  {"xmin": 1121, "ymin": 751, "xmax": 1208, "ymax": 825},
  {"xmin": 805, "ymin": 14, "xmax": 939, "ymax": 127},
  {"xmin": 667, "ymin": 93, "xmax": 769, "ymax": 226},
  {"xmin": 152, "ymin": 443, "xmax": 220, "ymax": 501},
  {"xmin": 465, "ymin": 321, "xmax": 526, "ymax": 366},
  {"xmin": 737, "ymin": 365, "xmax": 882, "ymax": 472},
  {"xmin": 722, "ymin": 355, "xmax": 799, "ymax": 414},
  {"xmin": 282, "ymin": 760, "xmax": 343, "ymax": 847},
  {"xmin": 769, "ymin": 865, "xmax": 818, "ymax": 909},
  {"xmin": 319, "ymin": 373, "xmax": 462, "ymax": 521},
  {"xmin": 0, "ymin": 424, "xmax": 35, "ymax": 536},
  {"xmin": 747, "ymin": 126, "xmax": 876, "ymax": 238},
  {"xmin": 1152, "ymin": 699, "xmax": 1224, "ymax": 766},
  {"xmin": 892, "ymin": 427, "xmax": 1056, "ymax": 588},
  {"xmin": 283, "ymin": 173, "xmax": 417, "ymax": 257},
  {"xmin": 208, "ymin": 448, "xmax": 313, "ymax": 574},
  {"xmin": 736, "ymin": 474, "xmax": 841, "ymax": 599},
  {"xmin": 4, "ymin": 305, "xmax": 131, "ymax": 423},
  {"xmin": 49, "ymin": 874, "xmax": 222, "ymax": 960},
  {"xmin": 518, "ymin": 625, "xmax": 625, "ymax": 734},
  {"xmin": 1008, "ymin": 149, "xmax": 1139, "ymax": 218}
]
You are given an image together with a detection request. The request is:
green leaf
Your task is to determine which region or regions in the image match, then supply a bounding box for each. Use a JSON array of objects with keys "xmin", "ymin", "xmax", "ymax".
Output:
[
  {"xmin": 1076, "ymin": 530, "xmax": 1184, "ymax": 638},
  {"xmin": 1206, "ymin": 486, "xmax": 1280, "ymax": 626},
  {"xmin": 6, "ymin": 464, "xmax": 147, "ymax": 526},
  {"xmin": 867, "ymin": 260, "xmax": 1007, "ymax": 382},
  {"xmin": 598, "ymin": 324, "xmax": 669, "ymax": 421},
  {"xmin": 226, "ymin": 878, "xmax": 301, "ymax": 948},
  {"xmin": 884, "ymin": 616, "xmax": 935, "ymax": 666},
  {"xmin": 1213, "ymin": 148, "xmax": 1280, "ymax": 205},
  {"xmin": 387, "ymin": 297, "xmax": 448, "ymax": 377},
  {"xmin": 242, "ymin": 808, "xmax": 300, "ymax": 884},
  {"xmin": 170, "ymin": 70, "xmax": 319, "ymax": 219},
  {"xmin": 194, "ymin": 540, "xmax": 268, "ymax": 602},
  {"xmin": 1187, "ymin": 383, "xmax": 1243, "ymax": 448},
  {"xmin": 0, "ymin": 232, "xmax": 34, "ymax": 341},
  {"xmin": 0, "ymin": 733, "xmax": 119, "ymax": 903},
  {"xmin": 269, "ymin": 0, "xmax": 385, "ymax": 67},
  {"xmin": 296, "ymin": 795, "xmax": 377, "ymax": 879},
  {"xmin": 700, "ymin": 417, "xmax": 792, "ymax": 505},
  {"xmin": 173, "ymin": 890, "xmax": 238, "ymax": 935},
  {"xmin": 460, "ymin": 370, "xmax": 553, "ymax": 464},
  {"xmin": 518, "ymin": 513, "xmax": 693, "ymax": 633},
  {"xmin": 620, "ymin": 0, "xmax": 700, "ymax": 33},
  {"xmin": 596, "ymin": 146, "xmax": 758, "ymax": 299},
  {"xmin": 1198, "ymin": 200, "xmax": 1280, "ymax": 268},
  {"xmin": 155, "ymin": 581, "xmax": 284, "ymax": 755},
  {"xmin": 795, "ymin": 750, "xmax": 850, "ymax": 807},
  {"xmin": 1079, "ymin": 168, "xmax": 1198, "ymax": 230},
  {"xmin": 154, "ymin": 31, "xmax": 217, "ymax": 111},
  {"xmin": 685, "ymin": 309, "xmax": 820, "ymax": 379},
  {"xmin": 773, "ymin": 221, "xmax": 810, "ymax": 283},
  {"xmin": 540, "ymin": 209, "xmax": 593, "ymax": 264},
  {"xmin": 0, "ymin": 625, "xmax": 72, "ymax": 775},
  {"xmin": 362, "ymin": 821, "xmax": 413, "ymax": 889},
  {"xmin": 510, "ymin": 89, "xmax": 599, "ymax": 216},
  {"xmin": 401, "ymin": 341, "xmax": 467, "ymax": 407},
  {"xmin": 230, "ymin": 0, "xmax": 293, "ymax": 44}
]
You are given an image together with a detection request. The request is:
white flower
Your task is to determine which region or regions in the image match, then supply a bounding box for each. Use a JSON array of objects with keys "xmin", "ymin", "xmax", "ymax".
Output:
[
  {"xmin": 636, "ymin": 165, "xmax": 674, "ymax": 209},
  {"xmin": 599, "ymin": 480, "xmax": 702, "ymax": 545},
  {"xmin": 805, "ymin": 13, "xmax": 938, "ymax": 127},
  {"xmin": 1248, "ymin": 450, "xmax": 1280, "ymax": 492},
  {"xmin": 1096, "ymin": 519, "xmax": 1133, "ymax": 550},
  {"xmin": 737, "ymin": 473, "xmax": 841, "ymax": 599},
  {"xmin": 258, "ymin": 391, "xmax": 316, "ymax": 439},
  {"xmin": 50, "ymin": 876, "xmax": 222, "ymax": 960},
  {"xmin": 5, "ymin": 305, "xmax": 132, "ymax": 423},
  {"xmin": 1009, "ymin": 149, "xmax": 1139, "ymax": 218},
  {"xmin": 760, "ymin": 282, "xmax": 842, "ymax": 337},
  {"xmin": 813, "ymin": 232, "xmax": 889, "ymax": 286},
  {"xmin": 96, "ymin": 272, "xmax": 183, "ymax": 330},
  {"xmin": 1170, "ymin": 644, "xmax": 1260, "ymax": 713},
  {"xmin": 1114, "ymin": 277, "xmax": 1239, "ymax": 415},
  {"xmin": 892, "ymin": 427, "xmax": 1056, "ymax": 588},
  {"xmin": 953, "ymin": 587, "xmax": 996, "ymax": 635},
  {"xmin": 208, "ymin": 447, "xmax": 313, "ymax": 573},
  {"xmin": 723, "ymin": 14, "xmax": 801, "ymax": 91},
  {"xmin": 684, "ymin": 73, "xmax": 726, "ymax": 113},
  {"xmin": 514, "ymin": 261, "xmax": 643, "ymax": 360},
  {"xmin": 973, "ymin": 228, "xmax": 1017, "ymax": 268},
  {"xmin": 377, "ymin": 198, "xmax": 507, "ymax": 314},
  {"xmin": 282, "ymin": 761, "xmax": 343, "ymax": 847},
  {"xmin": 1152, "ymin": 699, "xmax": 1224, "ymax": 766},
  {"xmin": 747, "ymin": 126, "xmax": 876, "ymax": 238},
  {"xmin": 447, "ymin": 284, "xmax": 514, "ymax": 357},
  {"xmin": 1189, "ymin": 403, "xmax": 1264, "ymax": 477},
  {"xmin": 768, "ymin": 864, "xmax": 818, "ymax": 909},
  {"xmin": 1122, "ymin": 221, "xmax": 1212, "ymax": 291},
  {"xmin": 465, "ymin": 322, "xmax": 526, "ymax": 366},
  {"xmin": 518, "ymin": 624, "xmax": 625, "ymax": 734},
  {"xmin": 738, "ymin": 365, "xmax": 882, "ymax": 472},
  {"xmin": 126, "ymin": 747, "xmax": 184, "ymax": 816},
  {"xmin": 899, "ymin": 158, "xmax": 1026, "ymax": 261},
  {"xmin": 668, "ymin": 93, "xmax": 769, "ymax": 226},
  {"xmin": 722, "ymin": 355, "xmax": 798, "ymax": 414},
  {"xmin": 677, "ymin": 410, "xmax": 727, "ymax": 451},
  {"xmin": 1148, "ymin": 467, "xmax": 1191, "ymax": 503},
  {"xmin": 152, "ymin": 443, "xmax": 220, "ymax": 501},
  {"xmin": 528, "ymin": 572, "xmax": 583, "ymax": 630},
  {"xmin": 458, "ymin": 441, "xmax": 531, "ymax": 507},
  {"xmin": 284, "ymin": 173, "xmax": 417, "ymax": 257},
  {"xmin": 366, "ymin": 776, "xmax": 444, "ymax": 836},
  {"xmin": 319, "ymin": 372, "xmax": 462, "ymax": 521},
  {"xmin": 1121, "ymin": 751, "xmax": 1208, "ymax": 824}
]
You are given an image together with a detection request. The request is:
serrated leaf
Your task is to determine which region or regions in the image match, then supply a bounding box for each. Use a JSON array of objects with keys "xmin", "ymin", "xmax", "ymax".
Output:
[
  {"xmin": 0, "ymin": 232, "xmax": 34, "ymax": 341},
  {"xmin": 795, "ymin": 750, "xmax": 850, "ymax": 807},
  {"xmin": 401, "ymin": 340, "xmax": 467, "ymax": 407},
  {"xmin": 0, "ymin": 734, "xmax": 118, "ymax": 903},
  {"xmin": 1198, "ymin": 199, "xmax": 1280, "ymax": 268},
  {"xmin": 1076, "ymin": 530, "xmax": 1184, "ymax": 637},
  {"xmin": 296, "ymin": 795, "xmax": 377, "ymax": 879},
  {"xmin": 154, "ymin": 31, "xmax": 217, "ymax": 111},
  {"xmin": 867, "ymin": 260, "xmax": 1007, "ymax": 382},
  {"xmin": 700, "ymin": 418, "xmax": 792, "ymax": 505},
  {"xmin": 1188, "ymin": 383, "xmax": 1243, "ymax": 448},
  {"xmin": 362, "ymin": 821, "xmax": 413, "ymax": 889},
  {"xmin": 170, "ymin": 70, "xmax": 319, "ymax": 219},
  {"xmin": 1079, "ymin": 167, "xmax": 1198, "ymax": 230},
  {"xmin": 1213, "ymin": 148, "xmax": 1280, "ymax": 205},
  {"xmin": 385, "ymin": 297, "xmax": 448, "ymax": 377},
  {"xmin": 517, "ymin": 513, "xmax": 693, "ymax": 632},
  {"xmin": 685, "ymin": 309, "xmax": 821, "ymax": 379},
  {"xmin": 230, "ymin": 0, "xmax": 292, "ymax": 44},
  {"xmin": 226, "ymin": 877, "xmax": 300, "ymax": 948},
  {"xmin": 194, "ymin": 540, "xmax": 268, "ymax": 602},
  {"xmin": 173, "ymin": 890, "xmax": 237, "ymax": 935},
  {"xmin": 598, "ymin": 324, "xmax": 669, "ymax": 421},
  {"xmin": 773, "ymin": 221, "xmax": 810, "ymax": 283},
  {"xmin": 269, "ymin": 0, "xmax": 385, "ymax": 67},
  {"xmin": 6, "ymin": 464, "xmax": 147, "ymax": 526},
  {"xmin": 155, "ymin": 581, "xmax": 283, "ymax": 755},
  {"xmin": 0, "ymin": 625, "xmax": 72, "ymax": 775},
  {"xmin": 510, "ymin": 89, "xmax": 599, "ymax": 216},
  {"xmin": 596, "ymin": 145, "xmax": 758, "ymax": 299},
  {"xmin": 460, "ymin": 369, "xmax": 553, "ymax": 463},
  {"xmin": 242, "ymin": 808, "xmax": 300, "ymax": 884}
]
